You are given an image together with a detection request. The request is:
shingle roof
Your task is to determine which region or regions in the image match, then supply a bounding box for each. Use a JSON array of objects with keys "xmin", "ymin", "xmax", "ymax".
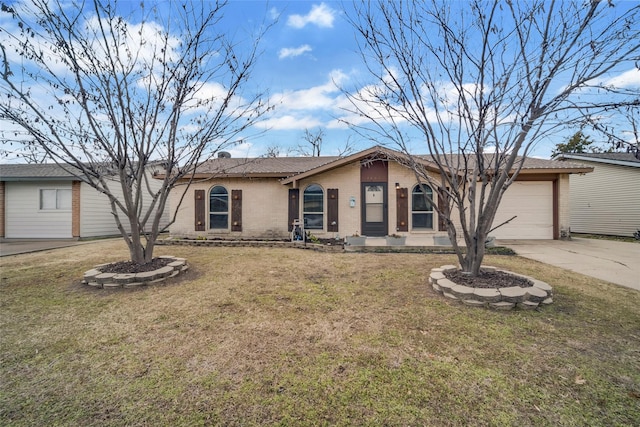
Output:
[
  {"xmin": 0, "ymin": 163, "xmax": 84, "ymax": 181},
  {"xmin": 416, "ymin": 154, "xmax": 591, "ymax": 171},
  {"xmin": 553, "ymin": 152, "xmax": 640, "ymax": 168},
  {"xmin": 193, "ymin": 156, "xmax": 340, "ymax": 177},
  {"xmin": 193, "ymin": 151, "xmax": 592, "ymax": 190},
  {"xmin": 556, "ymin": 152, "xmax": 640, "ymax": 163},
  {"xmin": 190, "ymin": 148, "xmax": 593, "ymax": 181}
]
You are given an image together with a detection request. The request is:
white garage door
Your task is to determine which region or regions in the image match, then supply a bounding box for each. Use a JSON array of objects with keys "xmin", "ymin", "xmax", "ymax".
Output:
[
  {"xmin": 5, "ymin": 182, "xmax": 73, "ymax": 239},
  {"xmin": 490, "ymin": 181, "xmax": 553, "ymax": 239}
]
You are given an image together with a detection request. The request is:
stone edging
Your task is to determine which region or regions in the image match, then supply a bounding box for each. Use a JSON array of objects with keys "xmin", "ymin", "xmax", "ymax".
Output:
[
  {"xmin": 429, "ymin": 265, "xmax": 553, "ymax": 310},
  {"xmin": 82, "ymin": 256, "xmax": 188, "ymax": 289}
]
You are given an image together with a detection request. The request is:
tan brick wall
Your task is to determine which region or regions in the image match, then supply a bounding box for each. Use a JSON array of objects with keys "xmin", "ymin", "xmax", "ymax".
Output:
[
  {"xmin": 295, "ymin": 162, "xmax": 361, "ymax": 238},
  {"xmin": 0, "ymin": 181, "xmax": 5, "ymax": 238},
  {"xmin": 168, "ymin": 162, "xmax": 447, "ymax": 239},
  {"xmin": 72, "ymin": 181, "xmax": 81, "ymax": 238},
  {"xmin": 558, "ymin": 174, "xmax": 571, "ymax": 237},
  {"xmin": 388, "ymin": 163, "xmax": 446, "ymax": 236},
  {"xmin": 170, "ymin": 178, "xmax": 290, "ymax": 239}
]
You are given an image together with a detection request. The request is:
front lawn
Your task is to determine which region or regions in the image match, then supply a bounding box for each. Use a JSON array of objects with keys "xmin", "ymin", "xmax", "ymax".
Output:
[{"xmin": 1, "ymin": 240, "xmax": 638, "ymax": 426}]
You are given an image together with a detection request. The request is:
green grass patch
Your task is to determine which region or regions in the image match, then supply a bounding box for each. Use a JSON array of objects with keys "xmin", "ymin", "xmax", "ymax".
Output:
[{"xmin": 1, "ymin": 240, "xmax": 639, "ymax": 426}]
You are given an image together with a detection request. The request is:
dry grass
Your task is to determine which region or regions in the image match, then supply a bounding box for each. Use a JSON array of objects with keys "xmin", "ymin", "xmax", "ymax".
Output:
[{"xmin": 1, "ymin": 239, "xmax": 639, "ymax": 426}]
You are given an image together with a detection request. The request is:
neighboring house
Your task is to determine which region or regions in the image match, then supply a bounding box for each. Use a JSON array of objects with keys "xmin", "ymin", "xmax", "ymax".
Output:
[
  {"xmin": 0, "ymin": 163, "xmax": 169, "ymax": 239},
  {"xmin": 163, "ymin": 146, "xmax": 592, "ymax": 242},
  {"xmin": 554, "ymin": 152, "xmax": 640, "ymax": 237}
]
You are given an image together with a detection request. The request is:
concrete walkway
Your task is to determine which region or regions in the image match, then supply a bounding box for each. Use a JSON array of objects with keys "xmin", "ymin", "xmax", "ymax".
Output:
[{"xmin": 498, "ymin": 238, "xmax": 640, "ymax": 292}]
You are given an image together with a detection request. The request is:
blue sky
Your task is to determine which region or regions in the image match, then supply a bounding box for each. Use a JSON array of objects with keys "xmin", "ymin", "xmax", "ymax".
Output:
[
  {"xmin": 224, "ymin": 1, "xmax": 369, "ymax": 157},
  {"xmin": 1, "ymin": 1, "xmax": 639, "ymax": 161},
  {"xmin": 210, "ymin": 1, "xmax": 640, "ymax": 159}
]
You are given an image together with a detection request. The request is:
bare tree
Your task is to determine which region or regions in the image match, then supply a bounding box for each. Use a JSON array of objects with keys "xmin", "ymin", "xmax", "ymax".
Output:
[
  {"xmin": 0, "ymin": 130, "xmax": 49, "ymax": 163},
  {"xmin": 336, "ymin": 135, "xmax": 357, "ymax": 158},
  {"xmin": 0, "ymin": 0, "xmax": 272, "ymax": 263},
  {"xmin": 344, "ymin": 0, "xmax": 640, "ymax": 276},
  {"xmin": 264, "ymin": 144, "xmax": 282, "ymax": 158},
  {"xmin": 295, "ymin": 128, "xmax": 325, "ymax": 157},
  {"xmin": 584, "ymin": 105, "xmax": 640, "ymax": 159}
]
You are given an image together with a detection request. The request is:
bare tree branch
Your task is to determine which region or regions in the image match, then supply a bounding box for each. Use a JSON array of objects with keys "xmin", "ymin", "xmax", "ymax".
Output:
[
  {"xmin": 0, "ymin": 0, "xmax": 273, "ymax": 263},
  {"xmin": 344, "ymin": 0, "xmax": 640, "ymax": 275}
]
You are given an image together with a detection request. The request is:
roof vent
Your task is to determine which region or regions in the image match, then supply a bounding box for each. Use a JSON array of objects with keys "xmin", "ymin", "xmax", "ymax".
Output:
[{"xmin": 218, "ymin": 151, "xmax": 231, "ymax": 158}]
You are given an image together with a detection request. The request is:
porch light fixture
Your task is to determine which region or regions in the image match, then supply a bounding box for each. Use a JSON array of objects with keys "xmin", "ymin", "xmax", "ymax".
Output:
[{"xmin": 395, "ymin": 182, "xmax": 400, "ymax": 189}]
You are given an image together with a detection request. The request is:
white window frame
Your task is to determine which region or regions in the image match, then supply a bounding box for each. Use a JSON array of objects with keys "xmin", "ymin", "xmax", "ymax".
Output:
[
  {"xmin": 209, "ymin": 185, "xmax": 229, "ymax": 230},
  {"xmin": 411, "ymin": 184, "xmax": 434, "ymax": 230},
  {"xmin": 303, "ymin": 184, "xmax": 324, "ymax": 230},
  {"xmin": 39, "ymin": 188, "xmax": 72, "ymax": 211}
]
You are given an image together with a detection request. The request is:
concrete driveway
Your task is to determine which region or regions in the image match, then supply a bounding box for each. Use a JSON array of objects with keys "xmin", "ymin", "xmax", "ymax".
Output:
[
  {"xmin": 0, "ymin": 239, "xmax": 104, "ymax": 257},
  {"xmin": 499, "ymin": 238, "xmax": 640, "ymax": 292}
]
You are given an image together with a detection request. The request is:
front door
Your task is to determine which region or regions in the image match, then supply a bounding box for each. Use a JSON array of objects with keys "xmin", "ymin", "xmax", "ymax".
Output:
[{"xmin": 361, "ymin": 183, "xmax": 388, "ymax": 236}]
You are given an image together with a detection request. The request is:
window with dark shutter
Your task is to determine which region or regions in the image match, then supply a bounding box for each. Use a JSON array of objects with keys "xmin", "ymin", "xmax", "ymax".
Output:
[
  {"xmin": 412, "ymin": 184, "xmax": 434, "ymax": 229},
  {"xmin": 209, "ymin": 186, "xmax": 228, "ymax": 229},
  {"xmin": 303, "ymin": 184, "xmax": 324, "ymax": 230}
]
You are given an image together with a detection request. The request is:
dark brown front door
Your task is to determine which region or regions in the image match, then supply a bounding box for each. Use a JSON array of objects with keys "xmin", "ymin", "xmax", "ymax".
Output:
[
  {"xmin": 360, "ymin": 159, "xmax": 389, "ymax": 236},
  {"xmin": 361, "ymin": 183, "xmax": 387, "ymax": 236}
]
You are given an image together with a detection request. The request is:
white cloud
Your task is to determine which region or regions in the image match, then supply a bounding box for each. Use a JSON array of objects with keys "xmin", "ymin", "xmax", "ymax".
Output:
[
  {"xmin": 271, "ymin": 69, "xmax": 347, "ymax": 111},
  {"xmin": 226, "ymin": 141, "xmax": 254, "ymax": 158},
  {"xmin": 255, "ymin": 115, "xmax": 323, "ymax": 130},
  {"xmin": 269, "ymin": 7, "xmax": 280, "ymax": 20},
  {"xmin": 603, "ymin": 68, "xmax": 640, "ymax": 89},
  {"xmin": 278, "ymin": 44, "xmax": 312, "ymax": 59},
  {"xmin": 287, "ymin": 3, "xmax": 336, "ymax": 29}
]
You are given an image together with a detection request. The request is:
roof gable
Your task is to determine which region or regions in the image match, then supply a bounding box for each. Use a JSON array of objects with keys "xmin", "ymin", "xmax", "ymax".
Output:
[{"xmin": 281, "ymin": 147, "xmax": 593, "ymax": 184}]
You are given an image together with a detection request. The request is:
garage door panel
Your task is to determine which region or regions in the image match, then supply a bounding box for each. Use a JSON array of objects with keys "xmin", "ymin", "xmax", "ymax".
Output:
[{"xmin": 491, "ymin": 181, "xmax": 553, "ymax": 239}]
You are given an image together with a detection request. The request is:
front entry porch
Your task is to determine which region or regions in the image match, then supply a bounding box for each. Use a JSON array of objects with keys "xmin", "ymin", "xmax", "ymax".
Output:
[{"xmin": 345, "ymin": 234, "xmax": 452, "ymax": 247}]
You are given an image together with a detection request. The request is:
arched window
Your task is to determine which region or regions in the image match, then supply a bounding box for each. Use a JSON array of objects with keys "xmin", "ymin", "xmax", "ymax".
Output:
[
  {"xmin": 412, "ymin": 184, "xmax": 434, "ymax": 229},
  {"xmin": 303, "ymin": 184, "xmax": 324, "ymax": 230},
  {"xmin": 209, "ymin": 186, "xmax": 228, "ymax": 229}
]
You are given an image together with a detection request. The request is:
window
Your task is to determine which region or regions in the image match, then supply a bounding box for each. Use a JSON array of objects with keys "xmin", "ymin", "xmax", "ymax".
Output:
[
  {"xmin": 303, "ymin": 184, "xmax": 324, "ymax": 230},
  {"xmin": 209, "ymin": 186, "xmax": 228, "ymax": 229},
  {"xmin": 412, "ymin": 184, "xmax": 433, "ymax": 229},
  {"xmin": 40, "ymin": 189, "xmax": 72, "ymax": 210}
]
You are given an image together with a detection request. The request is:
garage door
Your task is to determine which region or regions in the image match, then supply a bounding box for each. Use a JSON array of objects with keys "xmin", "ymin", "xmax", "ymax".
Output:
[
  {"xmin": 490, "ymin": 181, "xmax": 553, "ymax": 239},
  {"xmin": 5, "ymin": 182, "xmax": 73, "ymax": 239}
]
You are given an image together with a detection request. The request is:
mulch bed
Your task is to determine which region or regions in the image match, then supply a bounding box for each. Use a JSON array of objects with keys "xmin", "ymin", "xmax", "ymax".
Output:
[
  {"xmin": 444, "ymin": 269, "xmax": 533, "ymax": 289},
  {"xmin": 99, "ymin": 258, "xmax": 173, "ymax": 274}
]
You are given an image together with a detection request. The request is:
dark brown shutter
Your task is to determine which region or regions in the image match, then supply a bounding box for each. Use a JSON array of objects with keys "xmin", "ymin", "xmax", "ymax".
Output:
[
  {"xmin": 327, "ymin": 188, "xmax": 339, "ymax": 232},
  {"xmin": 438, "ymin": 190, "xmax": 448, "ymax": 231},
  {"xmin": 288, "ymin": 188, "xmax": 299, "ymax": 232},
  {"xmin": 231, "ymin": 190, "xmax": 242, "ymax": 232},
  {"xmin": 396, "ymin": 187, "xmax": 408, "ymax": 232},
  {"xmin": 195, "ymin": 189, "xmax": 206, "ymax": 231}
]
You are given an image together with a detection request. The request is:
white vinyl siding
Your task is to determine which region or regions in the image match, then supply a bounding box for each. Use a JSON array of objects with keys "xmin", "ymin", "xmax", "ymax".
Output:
[
  {"xmin": 80, "ymin": 173, "xmax": 170, "ymax": 238},
  {"xmin": 491, "ymin": 181, "xmax": 554, "ymax": 239},
  {"xmin": 569, "ymin": 162, "xmax": 639, "ymax": 237},
  {"xmin": 79, "ymin": 181, "xmax": 123, "ymax": 237},
  {"xmin": 5, "ymin": 181, "xmax": 72, "ymax": 238}
]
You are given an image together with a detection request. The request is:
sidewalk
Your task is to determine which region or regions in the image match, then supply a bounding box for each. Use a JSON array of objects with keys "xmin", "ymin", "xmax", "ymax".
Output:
[{"xmin": 498, "ymin": 238, "xmax": 640, "ymax": 292}]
